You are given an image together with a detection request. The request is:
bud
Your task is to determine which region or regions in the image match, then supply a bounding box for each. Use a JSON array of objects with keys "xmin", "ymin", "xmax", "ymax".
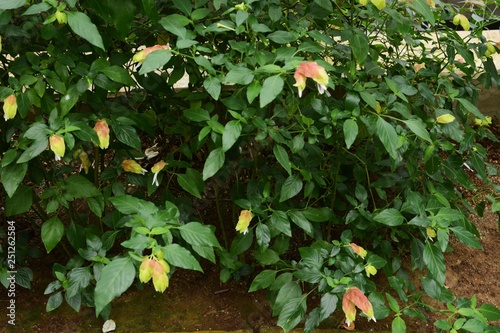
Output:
[
  {"xmin": 426, "ymin": 227, "xmax": 436, "ymax": 240},
  {"xmin": 3, "ymin": 94, "xmax": 17, "ymax": 121},
  {"xmin": 235, "ymin": 210, "xmax": 253, "ymax": 234},
  {"xmin": 79, "ymin": 151, "xmax": 91, "ymax": 174},
  {"xmin": 55, "ymin": 11, "xmax": 67, "ymax": 24},
  {"xmin": 349, "ymin": 243, "xmax": 367, "ymax": 258},
  {"xmin": 49, "ymin": 135, "xmax": 66, "ymax": 161},
  {"xmin": 436, "ymin": 114, "xmax": 455, "ymax": 124},
  {"xmin": 93, "ymin": 119, "xmax": 110, "ymax": 149},
  {"xmin": 452, "ymin": 14, "xmax": 470, "ymax": 31},
  {"xmin": 485, "ymin": 42, "xmax": 497, "ymax": 57},
  {"xmin": 371, "ymin": 0, "xmax": 386, "ymax": 10},
  {"xmin": 365, "ymin": 264, "xmax": 377, "ymax": 277},
  {"xmin": 122, "ymin": 159, "xmax": 147, "ymax": 175}
]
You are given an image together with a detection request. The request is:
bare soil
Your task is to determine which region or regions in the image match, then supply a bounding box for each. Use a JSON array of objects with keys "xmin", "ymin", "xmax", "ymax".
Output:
[{"xmin": 2, "ymin": 147, "xmax": 500, "ymax": 333}]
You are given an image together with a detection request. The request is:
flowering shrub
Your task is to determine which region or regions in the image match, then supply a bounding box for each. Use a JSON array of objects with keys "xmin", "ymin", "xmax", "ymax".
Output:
[{"xmin": 1, "ymin": 0, "xmax": 500, "ymax": 332}]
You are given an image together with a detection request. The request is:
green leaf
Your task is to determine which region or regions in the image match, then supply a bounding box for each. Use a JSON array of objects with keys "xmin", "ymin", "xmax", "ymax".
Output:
[
  {"xmin": 225, "ymin": 67, "xmax": 254, "ymax": 85},
  {"xmin": 247, "ymin": 80, "xmax": 262, "ymax": 104},
  {"xmin": 392, "ymin": 316, "xmax": 407, "ymax": 333},
  {"xmin": 351, "ymin": 29, "xmax": 369, "ymax": 65},
  {"xmin": 289, "ymin": 211, "xmax": 314, "ymax": 236},
  {"xmin": 479, "ymin": 304, "xmax": 500, "ymax": 321},
  {"xmin": 230, "ymin": 231, "xmax": 253, "ymax": 256},
  {"xmin": 139, "ymin": 49, "xmax": 172, "ymax": 75},
  {"xmin": 203, "ymin": 76, "xmax": 221, "ymax": 100},
  {"xmin": 101, "ymin": 66, "xmax": 136, "ymax": 86},
  {"xmin": 60, "ymin": 85, "xmax": 80, "ymax": 117},
  {"xmin": 177, "ymin": 169, "xmax": 204, "ymax": 199},
  {"xmin": 222, "ymin": 120, "xmax": 242, "ymax": 152},
  {"xmin": 109, "ymin": 195, "xmax": 158, "ymax": 215},
  {"xmin": 94, "ymin": 257, "xmax": 135, "ymax": 316},
  {"xmin": 179, "ymin": 222, "xmax": 220, "ymax": 248},
  {"xmin": 270, "ymin": 211, "xmax": 292, "ymax": 237},
  {"xmin": 17, "ymin": 138, "xmax": 48, "ymax": 163},
  {"xmin": 450, "ymin": 226, "xmax": 483, "ymax": 249},
  {"xmin": 23, "ymin": 2, "xmax": 51, "ymax": 15},
  {"xmin": 6, "ymin": 185, "xmax": 32, "ymax": 216},
  {"xmin": 461, "ymin": 318, "xmax": 487, "ymax": 333},
  {"xmin": 249, "ymin": 270, "xmax": 277, "ymax": 292},
  {"xmin": 376, "ymin": 117, "xmax": 399, "ymax": 159},
  {"xmin": 320, "ymin": 293, "xmax": 338, "ymax": 321},
  {"xmin": 46, "ymin": 292, "xmax": 63, "ymax": 312},
  {"xmin": 374, "ymin": 208, "xmax": 405, "ymax": 226},
  {"xmin": 66, "ymin": 12, "xmax": 105, "ymax": 50},
  {"xmin": 386, "ymin": 293, "xmax": 400, "ymax": 312},
  {"xmin": 403, "ymin": 119, "xmax": 431, "ymax": 143},
  {"xmin": 277, "ymin": 297, "xmax": 307, "ymax": 332},
  {"xmin": 184, "ymin": 108, "xmax": 210, "ymax": 122},
  {"xmin": 267, "ymin": 30, "xmax": 296, "ymax": 44},
  {"xmin": 274, "ymin": 144, "xmax": 292, "ymax": 176},
  {"xmin": 163, "ymin": 244, "xmax": 202, "ymax": 272},
  {"xmin": 279, "ymin": 174, "xmax": 303, "ymax": 202},
  {"xmin": 456, "ymin": 98, "xmax": 485, "ymax": 119},
  {"xmin": 61, "ymin": 175, "xmax": 100, "ymax": 199},
  {"xmin": 1, "ymin": 161, "xmax": 27, "ymax": 197},
  {"xmin": 203, "ymin": 147, "xmax": 225, "ymax": 180},
  {"xmin": 343, "ymin": 118, "xmax": 358, "ymax": 149},
  {"xmin": 0, "ymin": 0, "xmax": 25, "ymax": 9},
  {"xmin": 423, "ymin": 242, "xmax": 446, "ymax": 285},
  {"xmin": 260, "ymin": 75, "xmax": 284, "ymax": 108},
  {"xmin": 113, "ymin": 124, "xmax": 142, "ymax": 150},
  {"xmin": 173, "ymin": 0, "xmax": 192, "ymax": 15},
  {"xmin": 256, "ymin": 222, "xmax": 271, "ymax": 249},
  {"xmin": 41, "ymin": 216, "xmax": 65, "ymax": 253}
]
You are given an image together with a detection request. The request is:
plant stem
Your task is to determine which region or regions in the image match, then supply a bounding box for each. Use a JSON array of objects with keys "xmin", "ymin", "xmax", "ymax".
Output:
[{"xmin": 214, "ymin": 185, "xmax": 229, "ymax": 249}]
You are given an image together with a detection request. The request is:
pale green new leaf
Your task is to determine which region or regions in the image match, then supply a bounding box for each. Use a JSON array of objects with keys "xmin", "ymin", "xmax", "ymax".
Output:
[
  {"xmin": 392, "ymin": 316, "xmax": 407, "ymax": 333},
  {"xmin": 67, "ymin": 12, "xmax": 105, "ymax": 50}
]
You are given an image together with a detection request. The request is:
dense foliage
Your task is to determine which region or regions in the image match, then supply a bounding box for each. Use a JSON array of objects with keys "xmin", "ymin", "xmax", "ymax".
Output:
[{"xmin": 1, "ymin": 0, "xmax": 500, "ymax": 331}]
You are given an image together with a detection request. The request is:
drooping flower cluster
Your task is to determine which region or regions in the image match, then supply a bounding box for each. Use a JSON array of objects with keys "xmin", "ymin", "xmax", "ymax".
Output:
[
  {"xmin": 342, "ymin": 286, "xmax": 376, "ymax": 327},
  {"xmin": 139, "ymin": 256, "xmax": 170, "ymax": 293},
  {"xmin": 293, "ymin": 62, "xmax": 329, "ymax": 98},
  {"xmin": 235, "ymin": 210, "xmax": 253, "ymax": 234}
]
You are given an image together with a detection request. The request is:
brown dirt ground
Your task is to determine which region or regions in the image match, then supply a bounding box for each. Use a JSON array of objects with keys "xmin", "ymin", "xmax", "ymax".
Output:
[{"xmin": 2, "ymin": 146, "xmax": 500, "ymax": 333}]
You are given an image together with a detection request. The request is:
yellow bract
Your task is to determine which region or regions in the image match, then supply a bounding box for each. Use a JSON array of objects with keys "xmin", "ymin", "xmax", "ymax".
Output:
[
  {"xmin": 436, "ymin": 114, "xmax": 455, "ymax": 124},
  {"xmin": 365, "ymin": 264, "xmax": 377, "ymax": 277},
  {"xmin": 235, "ymin": 210, "xmax": 253, "ymax": 234}
]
